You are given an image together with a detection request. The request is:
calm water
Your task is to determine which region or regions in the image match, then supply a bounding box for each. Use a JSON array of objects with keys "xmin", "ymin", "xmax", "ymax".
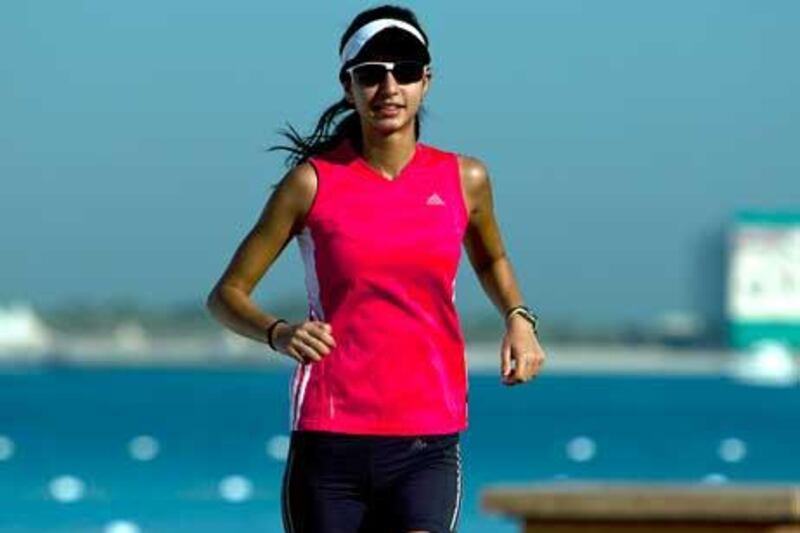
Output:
[{"xmin": 1, "ymin": 364, "xmax": 799, "ymax": 532}]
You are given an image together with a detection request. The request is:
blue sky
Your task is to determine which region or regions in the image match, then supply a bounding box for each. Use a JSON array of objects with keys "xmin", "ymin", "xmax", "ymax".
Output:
[{"xmin": 2, "ymin": 0, "xmax": 798, "ymax": 329}]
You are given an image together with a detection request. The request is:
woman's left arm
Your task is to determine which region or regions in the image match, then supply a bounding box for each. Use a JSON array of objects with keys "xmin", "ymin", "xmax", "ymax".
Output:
[{"xmin": 458, "ymin": 154, "xmax": 546, "ymax": 386}]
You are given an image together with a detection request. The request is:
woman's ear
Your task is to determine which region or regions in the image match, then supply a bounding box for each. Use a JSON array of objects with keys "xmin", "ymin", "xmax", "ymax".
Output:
[
  {"xmin": 342, "ymin": 80, "xmax": 354, "ymax": 104},
  {"xmin": 422, "ymin": 68, "xmax": 432, "ymax": 97}
]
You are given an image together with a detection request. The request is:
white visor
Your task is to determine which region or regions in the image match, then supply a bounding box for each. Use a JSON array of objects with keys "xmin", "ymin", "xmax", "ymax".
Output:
[{"xmin": 340, "ymin": 18, "xmax": 427, "ymax": 67}]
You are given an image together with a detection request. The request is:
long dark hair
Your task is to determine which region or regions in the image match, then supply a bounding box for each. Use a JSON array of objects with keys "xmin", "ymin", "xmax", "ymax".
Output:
[{"xmin": 267, "ymin": 5, "xmax": 430, "ymax": 168}]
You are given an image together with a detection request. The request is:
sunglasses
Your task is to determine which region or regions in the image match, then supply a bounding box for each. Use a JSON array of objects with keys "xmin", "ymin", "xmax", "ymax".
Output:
[{"xmin": 346, "ymin": 60, "xmax": 429, "ymax": 87}]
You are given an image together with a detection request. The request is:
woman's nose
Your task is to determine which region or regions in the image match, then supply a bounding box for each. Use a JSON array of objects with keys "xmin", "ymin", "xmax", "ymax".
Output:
[{"xmin": 378, "ymin": 71, "xmax": 399, "ymax": 91}]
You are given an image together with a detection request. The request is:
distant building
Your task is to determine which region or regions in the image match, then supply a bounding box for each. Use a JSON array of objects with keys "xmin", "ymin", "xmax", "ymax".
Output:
[
  {"xmin": 0, "ymin": 303, "xmax": 52, "ymax": 355},
  {"xmin": 727, "ymin": 211, "xmax": 800, "ymax": 349}
]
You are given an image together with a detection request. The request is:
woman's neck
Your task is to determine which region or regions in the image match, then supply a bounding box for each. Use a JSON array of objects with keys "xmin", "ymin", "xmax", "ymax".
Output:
[{"xmin": 358, "ymin": 128, "xmax": 417, "ymax": 180}]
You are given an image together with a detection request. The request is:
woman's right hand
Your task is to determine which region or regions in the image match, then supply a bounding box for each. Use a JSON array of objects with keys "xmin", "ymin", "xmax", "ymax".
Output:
[{"xmin": 273, "ymin": 320, "xmax": 337, "ymax": 364}]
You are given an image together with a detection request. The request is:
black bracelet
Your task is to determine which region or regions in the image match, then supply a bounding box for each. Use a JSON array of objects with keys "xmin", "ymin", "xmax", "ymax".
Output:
[{"xmin": 266, "ymin": 319, "xmax": 288, "ymax": 351}]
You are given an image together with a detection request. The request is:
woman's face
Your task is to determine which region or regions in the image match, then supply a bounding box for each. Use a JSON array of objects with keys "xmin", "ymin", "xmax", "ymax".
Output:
[{"xmin": 343, "ymin": 54, "xmax": 431, "ymax": 137}]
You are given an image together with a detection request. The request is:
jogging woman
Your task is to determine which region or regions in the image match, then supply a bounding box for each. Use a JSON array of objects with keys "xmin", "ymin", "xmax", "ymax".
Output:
[{"xmin": 207, "ymin": 5, "xmax": 546, "ymax": 532}]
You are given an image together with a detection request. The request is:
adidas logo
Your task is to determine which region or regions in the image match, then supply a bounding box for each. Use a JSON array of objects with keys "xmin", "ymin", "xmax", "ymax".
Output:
[
  {"xmin": 426, "ymin": 192, "xmax": 445, "ymax": 206},
  {"xmin": 410, "ymin": 438, "xmax": 428, "ymax": 451}
]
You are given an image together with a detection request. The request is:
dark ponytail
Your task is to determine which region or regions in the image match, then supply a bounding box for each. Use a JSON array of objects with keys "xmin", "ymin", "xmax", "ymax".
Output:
[
  {"xmin": 267, "ymin": 100, "xmax": 361, "ymax": 169},
  {"xmin": 267, "ymin": 5, "xmax": 429, "ymax": 169}
]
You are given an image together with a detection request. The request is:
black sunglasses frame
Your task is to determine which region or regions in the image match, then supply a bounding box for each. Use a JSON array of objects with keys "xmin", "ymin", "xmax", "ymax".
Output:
[{"xmin": 345, "ymin": 60, "xmax": 430, "ymax": 87}]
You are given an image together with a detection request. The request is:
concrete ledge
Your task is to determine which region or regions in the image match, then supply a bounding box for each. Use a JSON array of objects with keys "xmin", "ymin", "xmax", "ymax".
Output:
[{"xmin": 481, "ymin": 482, "xmax": 800, "ymax": 532}]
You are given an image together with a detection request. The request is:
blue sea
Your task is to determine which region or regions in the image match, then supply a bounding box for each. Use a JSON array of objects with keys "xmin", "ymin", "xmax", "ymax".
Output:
[{"xmin": 1, "ymin": 364, "xmax": 799, "ymax": 532}]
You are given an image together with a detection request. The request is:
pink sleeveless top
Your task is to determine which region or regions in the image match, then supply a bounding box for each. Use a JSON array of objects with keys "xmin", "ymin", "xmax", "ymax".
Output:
[{"xmin": 290, "ymin": 137, "xmax": 470, "ymax": 436}]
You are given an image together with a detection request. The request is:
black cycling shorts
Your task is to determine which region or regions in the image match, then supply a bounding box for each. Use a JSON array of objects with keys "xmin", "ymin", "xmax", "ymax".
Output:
[{"xmin": 281, "ymin": 429, "xmax": 463, "ymax": 533}]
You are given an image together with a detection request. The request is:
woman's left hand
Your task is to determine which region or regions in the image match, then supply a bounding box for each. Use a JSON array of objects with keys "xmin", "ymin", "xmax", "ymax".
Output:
[{"xmin": 500, "ymin": 317, "xmax": 546, "ymax": 386}]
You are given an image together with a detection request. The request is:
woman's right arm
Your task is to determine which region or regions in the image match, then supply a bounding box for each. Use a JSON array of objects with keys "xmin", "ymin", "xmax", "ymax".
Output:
[{"xmin": 206, "ymin": 162, "xmax": 336, "ymax": 363}]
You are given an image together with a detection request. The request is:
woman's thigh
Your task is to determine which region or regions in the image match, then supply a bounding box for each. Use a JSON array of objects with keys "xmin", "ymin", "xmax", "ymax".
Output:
[
  {"xmin": 370, "ymin": 433, "xmax": 463, "ymax": 533},
  {"xmin": 281, "ymin": 431, "xmax": 372, "ymax": 533}
]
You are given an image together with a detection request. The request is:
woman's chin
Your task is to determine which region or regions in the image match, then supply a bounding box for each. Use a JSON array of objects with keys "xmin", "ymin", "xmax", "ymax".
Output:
[{"xmin": 369, "ymin": 117, "xmax": 411, "ymax": 135}]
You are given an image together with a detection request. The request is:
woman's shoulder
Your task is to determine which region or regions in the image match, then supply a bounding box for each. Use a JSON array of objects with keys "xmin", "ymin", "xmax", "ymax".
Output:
[
  {"xmin": 451, "ymin": 151, "xmax": 491, "ymax": 221},
  {"xmin": 274, "ymin": 161, "xmax": 318, "ymax": 211},
  {"xmin": 449, "ymin": 150, "xmax": 491, "ymax": 200},
  {"xmin": 281, "ymin": 159, "xmax": 317, "ymax": 187},
  {"xmin": 454, "ymin": 153, "xmax": 488, "ymax": 179}
]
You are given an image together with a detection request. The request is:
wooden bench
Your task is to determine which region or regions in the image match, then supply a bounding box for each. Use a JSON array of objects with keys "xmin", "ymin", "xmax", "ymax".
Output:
[{"xmin": 481, "ymin": 482, "xmax": 800, "ymax": 532}]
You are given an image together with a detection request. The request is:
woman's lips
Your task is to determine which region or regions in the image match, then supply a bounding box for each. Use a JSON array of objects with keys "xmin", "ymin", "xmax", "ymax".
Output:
[{"xmin": 374, "ymin": 105, "xmax": 403, "ymax": 117}]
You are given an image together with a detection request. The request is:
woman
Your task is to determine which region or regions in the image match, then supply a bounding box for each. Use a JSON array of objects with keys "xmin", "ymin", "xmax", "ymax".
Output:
[{"xmin": 206, "ymin": 5, "xmax": 546, "ymax": 532}]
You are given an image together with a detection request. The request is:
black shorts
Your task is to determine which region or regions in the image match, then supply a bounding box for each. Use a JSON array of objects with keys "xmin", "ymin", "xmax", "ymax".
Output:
[{"xmin": 281, "ymin": 430, "xmax": 463, "ymax": 533}]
